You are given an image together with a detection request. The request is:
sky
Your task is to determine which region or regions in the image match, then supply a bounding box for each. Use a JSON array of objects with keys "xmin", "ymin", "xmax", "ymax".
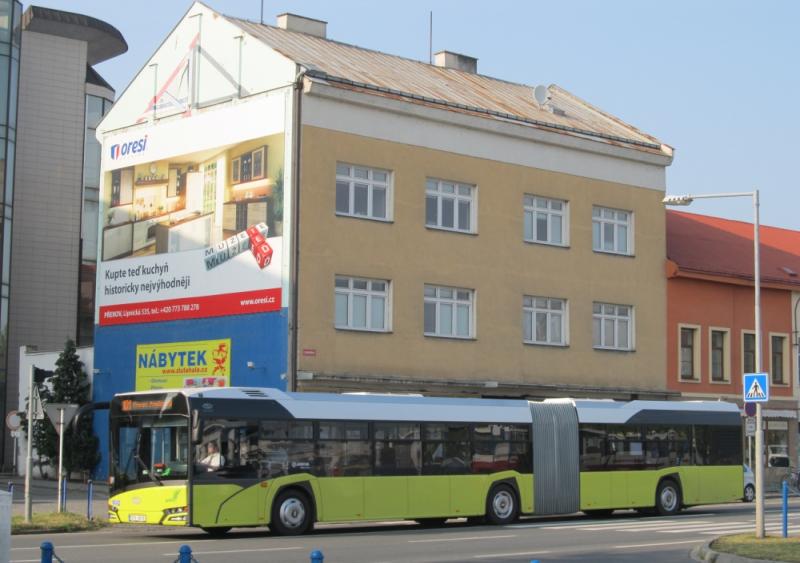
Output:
[{"xmin": 36, "ymin": 0, "xmax": 800, "ymax": 230}]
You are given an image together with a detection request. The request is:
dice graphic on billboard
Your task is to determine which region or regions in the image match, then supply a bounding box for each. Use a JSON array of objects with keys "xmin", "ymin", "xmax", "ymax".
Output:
[{"xmin": 252, "ymin": 241, "xmax": 273, "ymax": 269}]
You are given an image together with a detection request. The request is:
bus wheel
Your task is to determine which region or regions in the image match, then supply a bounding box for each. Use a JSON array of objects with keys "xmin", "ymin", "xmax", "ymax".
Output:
[
  {"xmin": 415, "ymin": 518, "xmax": 447, "ymax": 527},
  {"xmin": 271, "ymin": 489, "xmax": 313, "ymax": 536},
  {"xmin": 583, "ymin": 509, "xmax": 614, "ymax": 518},
  {"xmin": 486, "ymin": 484, "xmax": 518, "ymax": 525},
  {"xmin": 655, "ymin": 479, "xmax": 681, "ymax": 516},
  {"xmin": 201, "ymin": 526, "xmax": 231, "ymax": 536}
]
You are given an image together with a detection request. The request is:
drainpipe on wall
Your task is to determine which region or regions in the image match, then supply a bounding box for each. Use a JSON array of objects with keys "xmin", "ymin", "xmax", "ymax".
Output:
[{"xmin": 287, "ymin": 66, "xmax": 306, "ymax": 392}]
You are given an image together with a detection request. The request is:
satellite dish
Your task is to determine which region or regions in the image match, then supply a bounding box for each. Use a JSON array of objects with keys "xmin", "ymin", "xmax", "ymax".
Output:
[{"xmin": 533, "ymin": 85, "xmax": 549, "ymax": 106}]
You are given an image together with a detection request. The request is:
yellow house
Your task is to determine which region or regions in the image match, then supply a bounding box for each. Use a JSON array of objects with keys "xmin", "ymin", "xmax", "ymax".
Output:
[{"xmin": 95, "ymin": 5, "xmax": 675, "ymax": 402}]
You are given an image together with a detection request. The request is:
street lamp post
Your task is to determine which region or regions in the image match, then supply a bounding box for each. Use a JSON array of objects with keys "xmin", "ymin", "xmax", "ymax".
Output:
[{"xmin": 663, "ymin": 190, "xmax": 764, "ymax": 538}]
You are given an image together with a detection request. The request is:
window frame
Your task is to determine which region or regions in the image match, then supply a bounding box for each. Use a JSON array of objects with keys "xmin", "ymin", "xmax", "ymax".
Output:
[
  {"xmin": 592, "ymin": 302, "xmax": 634, "ymax": 351},
  {"xmin": 523, "ymin": 194, "xmax": 569, "ymax": 247},
  {"xmin": 592, "ymin": 205, "xmax": 634, "ymax": 256},
  {"xmin": 769, "ymin": 332, "xmax": 789, "ymax": 386},
  {"xmin": 425, "ymin": 178, "xmax": 477, "ymax": 234},
  {"xmin": 334, "ymin": 275, "xmax": 391, "ymax": 333},
  {"xmin": 423, "ymin": 284, "xmax": 475, "ymax": 339},
  {"xmin": 335, "ymin": 162, "xmax": 393, "ymax": 222},
  {"xmin": 708, "ymin": 327, "xmax": 731, "ymax": 383},
  {"xmin": 678, "ymin": 324, "xmax": 701, "ymax": 382},
  {"xmin": 741, "ymin": 330, "xmax": 756, "ymax": 375},
  {"xmin": 523, "ymin": 295, "xmax": 568, "ymax": 346}
]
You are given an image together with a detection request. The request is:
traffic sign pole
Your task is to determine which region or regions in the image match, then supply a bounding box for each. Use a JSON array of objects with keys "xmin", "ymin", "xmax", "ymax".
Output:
[
  {"xmin": 56, "ymin": 408, "xmax": 64, "ymax": 513},
  {"xmin": 753, "ymin": 190, "xmax": 764, "ymax": 540}
]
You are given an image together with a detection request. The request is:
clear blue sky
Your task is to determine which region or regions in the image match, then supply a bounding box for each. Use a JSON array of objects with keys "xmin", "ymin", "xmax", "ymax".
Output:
[{"xmin": 39, "ymin": 0, "xmax": 799, "ymax": 229}]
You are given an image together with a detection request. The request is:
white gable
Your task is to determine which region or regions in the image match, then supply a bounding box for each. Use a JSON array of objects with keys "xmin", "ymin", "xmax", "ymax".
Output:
[{"xmin": 100, "ymin": 2, "xmax": 296, "ymax": 133}]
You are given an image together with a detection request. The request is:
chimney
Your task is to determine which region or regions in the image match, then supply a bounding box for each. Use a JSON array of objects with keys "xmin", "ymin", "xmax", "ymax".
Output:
[
  {"xmin": 433, "ymin": 50, "xmax": 478, "ymax": 74},
  {"xmin": 276, "ymin": 13, "xmax": 327, "ymax": 38}
]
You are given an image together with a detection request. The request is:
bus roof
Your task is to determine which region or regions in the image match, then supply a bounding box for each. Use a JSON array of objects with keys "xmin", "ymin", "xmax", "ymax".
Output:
[{"xmin": 549, "ymin": 398, "xmax": 742, "ymax": 425}]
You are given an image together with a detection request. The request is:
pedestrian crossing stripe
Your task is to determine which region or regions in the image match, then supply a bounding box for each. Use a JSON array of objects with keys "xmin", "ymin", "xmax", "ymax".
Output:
[{"xmin": 746, "ymin": 379, "xmax": 766, "ymax": 400}]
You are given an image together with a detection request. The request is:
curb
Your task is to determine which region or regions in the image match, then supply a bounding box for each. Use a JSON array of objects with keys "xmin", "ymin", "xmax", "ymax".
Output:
[{"xmin": 691, "ymin": 538, "xmax": 783, "ymax": 563}]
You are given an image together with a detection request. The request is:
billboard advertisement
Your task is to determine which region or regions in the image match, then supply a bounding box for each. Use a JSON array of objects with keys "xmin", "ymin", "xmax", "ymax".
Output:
[
  {"xmin": 97, "ymin": 122, "xmax": 286, "ymax": 326},
  {"xmin": 135, "ymin": 338, "xmax": 231, "ymax": 390}
]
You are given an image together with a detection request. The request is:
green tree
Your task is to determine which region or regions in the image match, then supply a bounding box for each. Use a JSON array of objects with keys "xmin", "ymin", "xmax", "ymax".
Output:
[{"xmin": 49, "ymin": 340, "xmax": 100, "ymax": 478}]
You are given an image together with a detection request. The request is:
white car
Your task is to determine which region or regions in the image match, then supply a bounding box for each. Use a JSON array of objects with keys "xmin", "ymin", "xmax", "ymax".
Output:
[{"xmin": 743, "ymin": 464, "xmax": 755, "ymax": 502}]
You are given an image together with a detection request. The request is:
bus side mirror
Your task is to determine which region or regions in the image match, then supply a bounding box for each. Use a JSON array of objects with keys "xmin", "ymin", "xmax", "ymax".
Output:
[{"xmin": 191, "ymin": 410, "xmax": 200, "ymax": 443}]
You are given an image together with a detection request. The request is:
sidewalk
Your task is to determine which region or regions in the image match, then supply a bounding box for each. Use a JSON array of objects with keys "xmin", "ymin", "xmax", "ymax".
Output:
[{"xmin": 1, "ymin": 474, "xmax": 108, "ymax": 517}]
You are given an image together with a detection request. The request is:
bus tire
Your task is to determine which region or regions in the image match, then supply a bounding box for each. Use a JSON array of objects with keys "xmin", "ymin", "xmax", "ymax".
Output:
[
  {"xmin": 271, "ymin": 488, "xmax": 313, "ymax": 536},
  {"xmin": 655, "ymin": 479, "xmax": 681, "ymax": 516},
  {"xmin": 485, "ymin": 484, "xmax": 519, "ymax": 525},
  {"xmin": 201, "ymin": 526, "xmax": 231, "ymax": 536}
]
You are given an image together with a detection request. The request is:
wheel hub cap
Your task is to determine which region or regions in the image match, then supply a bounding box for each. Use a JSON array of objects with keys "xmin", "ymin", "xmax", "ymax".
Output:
[
  {"xmin": 279, "ymin": 498, "xmax": 306, "ymax": 528},
  {"xmin": 493, "ymin": 491, "xmax": 514, "ymax": 519}
]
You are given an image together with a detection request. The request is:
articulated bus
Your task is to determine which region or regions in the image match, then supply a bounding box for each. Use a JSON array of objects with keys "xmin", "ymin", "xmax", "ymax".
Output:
[{"xmin": 108, "ymin": 387, "xmax": 743, "ymax": 535}]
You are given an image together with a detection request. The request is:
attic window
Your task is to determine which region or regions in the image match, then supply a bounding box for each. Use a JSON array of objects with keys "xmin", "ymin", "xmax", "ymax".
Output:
[{"xmin": 780, "ymin": 266, "xmax": 798, "ymax": 277}]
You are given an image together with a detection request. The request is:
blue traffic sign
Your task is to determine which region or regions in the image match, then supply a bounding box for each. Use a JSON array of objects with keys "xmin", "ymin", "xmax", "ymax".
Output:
[{"xmin": 743, "ymin": 372, "xmax": 769, "ymax": 403}]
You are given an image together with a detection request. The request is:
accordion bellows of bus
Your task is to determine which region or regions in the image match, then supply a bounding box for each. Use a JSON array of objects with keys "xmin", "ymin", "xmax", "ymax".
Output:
[{"xmin": 108, "ymin": 387, "xmax": 743, "ymax": 536}]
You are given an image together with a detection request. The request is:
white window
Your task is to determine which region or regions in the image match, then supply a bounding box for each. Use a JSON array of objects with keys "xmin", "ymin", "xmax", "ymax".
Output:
[
  {"xmin": 524, "ymin": 195, "xmax": 567, "ymax": 246},
  {"xmin": 593, "ymin": 302, "xmax": 633, "ymax": 350},
  {"xmin": 336, "ymin": 163, "xmax": 391, "ymax": 221},
  {"xmin": 424, "ymin": 285, "xmax": 474, "ymax": 338},
  {"xmin": 523, "ymin": 296, "xmax": 567, "ymax": 345},
  {"xmin": 334, "ymin": 276, "xmax": 390, "ymax": 332},
  {"xmin": 592, "ymin": 206, "xmax": 632, "ymax": 255},
  {"xmin": 425, "ymin": 179, "xmax": 476, "ymax": 233}
]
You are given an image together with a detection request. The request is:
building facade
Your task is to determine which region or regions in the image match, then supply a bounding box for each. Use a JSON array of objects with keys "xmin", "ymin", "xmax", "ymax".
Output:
[
  {"xmin": 91, "ymin": 4, "xmax": 675, "ymax": 475},
  {"xmin": 666, "ymin": 210, "xmax": 800, "ymax": 471},
  {"xmin": 3, "ymin": 6, "xmax": 125, "ymax": 464}
]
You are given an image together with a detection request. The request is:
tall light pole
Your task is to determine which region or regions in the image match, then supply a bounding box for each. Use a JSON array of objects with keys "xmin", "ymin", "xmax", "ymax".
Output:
[{"xmin": 663, "ymin": 190, "xmax": 764, "ymax": 538}]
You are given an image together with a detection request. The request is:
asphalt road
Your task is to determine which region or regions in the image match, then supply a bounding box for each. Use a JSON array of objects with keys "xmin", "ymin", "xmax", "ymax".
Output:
[{"xmin": 10, "ymin": 498, "xmax": 800, "ymax": 563}]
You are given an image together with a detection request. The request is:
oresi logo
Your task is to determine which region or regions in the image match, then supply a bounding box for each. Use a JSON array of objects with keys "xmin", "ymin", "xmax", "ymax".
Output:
[{"xmin": 110, "ymin": 135, "xmax": 148, "ymax": 160}]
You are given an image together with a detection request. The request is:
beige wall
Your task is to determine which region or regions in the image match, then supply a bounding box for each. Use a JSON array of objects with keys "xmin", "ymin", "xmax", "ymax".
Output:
[{"xmin": 297, "ymin": 126, "xmax": 667, "ymax": 394}]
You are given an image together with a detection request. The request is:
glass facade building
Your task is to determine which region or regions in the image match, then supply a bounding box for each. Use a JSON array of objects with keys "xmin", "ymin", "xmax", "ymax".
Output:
[{"xmin": 0, "ymin": 0, "xmax": 21, "ymax": 430}]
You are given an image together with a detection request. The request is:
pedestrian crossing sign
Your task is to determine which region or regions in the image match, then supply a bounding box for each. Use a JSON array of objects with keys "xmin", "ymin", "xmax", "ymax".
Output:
[{"xmin": 743, "ymin": 373, "xmax": 769, "ymax": 403}]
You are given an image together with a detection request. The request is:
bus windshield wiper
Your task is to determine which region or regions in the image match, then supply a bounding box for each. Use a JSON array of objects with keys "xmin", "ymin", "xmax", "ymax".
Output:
[{"xmin": 134, "ymin": 430, "xmax": 162, "ymax": 486}]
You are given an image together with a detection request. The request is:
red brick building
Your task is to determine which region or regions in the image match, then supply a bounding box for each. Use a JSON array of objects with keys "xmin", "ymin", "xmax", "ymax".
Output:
[{"xmin": 666, "ymin": 210, "xmax": 799, "ymax": 468}]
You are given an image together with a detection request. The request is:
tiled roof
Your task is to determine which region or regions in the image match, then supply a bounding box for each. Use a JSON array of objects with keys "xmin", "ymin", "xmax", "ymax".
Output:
[
  {"xmin": 667, "ymin": 210, "xmax": 800, "ymax": 288},
  {"xmin": 227, "ymin": 16, "xmax": 671, "ymax": 157}
]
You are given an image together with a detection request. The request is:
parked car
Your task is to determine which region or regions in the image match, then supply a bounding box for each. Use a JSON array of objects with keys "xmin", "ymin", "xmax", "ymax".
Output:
[
  {"xmin": 743, "ymin": 464, "xmax": 755, "ymax": 502},
  {"xmin": 767, "ymin": 445, "xmax": 790, "ymax": 468}
]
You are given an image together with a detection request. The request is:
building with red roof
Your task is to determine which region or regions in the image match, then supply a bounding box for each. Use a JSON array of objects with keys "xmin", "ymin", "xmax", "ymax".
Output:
[{"xmin": 666, "ymin": 210, "xmax": 799, "ymax": 470}]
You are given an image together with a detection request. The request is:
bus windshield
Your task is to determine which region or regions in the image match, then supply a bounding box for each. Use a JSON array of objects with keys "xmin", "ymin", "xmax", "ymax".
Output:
[{"xmin": 111, "ymin": 415, "xmax": 189, "ymax": 493}]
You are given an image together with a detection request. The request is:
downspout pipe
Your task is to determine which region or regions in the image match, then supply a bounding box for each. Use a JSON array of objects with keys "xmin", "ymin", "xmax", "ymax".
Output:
[{"xmin": 288, "ymin": 67, "xmax": 306, "ymax": 392}]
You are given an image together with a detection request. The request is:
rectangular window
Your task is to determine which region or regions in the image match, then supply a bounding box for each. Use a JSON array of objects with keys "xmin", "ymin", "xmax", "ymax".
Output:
[
  {"xmin": 335, "ymin": 163, "xmax": 390, "ymax": 221},
  {"xmin": 523, "ymin": 195, "xmax": 567, "ymax": 246},
  {"xmin": 710, "ymin": 329, "xmax": 728, "ymax": 382},
  {"xmin": 523, "ymin": 296, "xmax": 566, "ymax": 346},
  {"xmin": 680, "ymin": 327, "xmax": 697, "ymax": 380},
  {"xmin": 592, "ymin": 206, "xmax": 632, "ymax": 255},
  {"xmin": 374, "ymin": 423, "xmax": 421, "ymax": 476},
  {"xmin": 334, "ymin": 276, "xmax": 390, "ymax": 332},
  {"xmin": 425, "ymin": 178, "xmax": 476, "ymax": 233},
  {"xmin": 771, "ymin": 335, "xmax": 786, "ymax": 384},
  {"xmin": 424, "ymin": 285, "xmax": 474, "ymax": 338},
  {"xmin": 593, "ymin": 302, "xmax": 633, "ymax": 351},
  {"xmin": 743, "ymin": 332, "xmax": 756, "ymax": 374}
]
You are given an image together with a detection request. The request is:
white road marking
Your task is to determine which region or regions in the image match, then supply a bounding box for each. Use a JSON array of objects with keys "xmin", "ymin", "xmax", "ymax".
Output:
[
  {"xmin": 164, "ymin": 547, "xmax": 303, "ymax": 556},
  {"xmin": 516, "ymin": 517, "xmax": 708, "ymax": 530},
  {"xmin": 409, "ymin": 534, "xmax": 516, "ymax": 543},
  {"xmin": 614, "ymin": 539, "xmax": 701, "ymax": 549},
  {"xmin": 473, "ymin": 550, "xmax": 552, "ymax": 559},
  {"xmin": 12, "ymin": 540, "xmax": 182, "ymax": 551}
]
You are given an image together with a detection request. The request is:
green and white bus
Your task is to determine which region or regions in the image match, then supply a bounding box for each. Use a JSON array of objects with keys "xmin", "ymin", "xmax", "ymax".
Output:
[{"xmin": 108, "ymin": 387, "xmax": 743, "ymax": 535}]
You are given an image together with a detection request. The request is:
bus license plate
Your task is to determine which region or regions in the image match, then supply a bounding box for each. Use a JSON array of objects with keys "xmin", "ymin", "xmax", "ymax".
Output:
[{"xmin": 128, "ymin": 514, "xmax": 147, "ymax": 523}]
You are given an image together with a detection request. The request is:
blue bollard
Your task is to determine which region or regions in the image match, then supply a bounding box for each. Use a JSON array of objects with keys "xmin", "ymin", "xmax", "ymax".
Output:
[
  {"xmin": 40, "ymin": 541, "xmax": 54, "ymax": 563},
  {"xmin": 60, "ymin": 479, "xmax": 67, "ymax": 512},
  {"xmin": 782, "ymin": 479, "xmax": 788, "ymax": 538},
  {"xmin": 87, "ymin": 480, "xmax": 93, "ymax": 520},
  {"xmin": 7, "ymin": 481, "xmax": 13, "ymax": 497},
  {"xmin": 310, "ymin": 549, "xmax": 324, "ymax": 563},
  {"xmin": 178, "ymin": 544, "xmax": 193, "ymax": 563}
]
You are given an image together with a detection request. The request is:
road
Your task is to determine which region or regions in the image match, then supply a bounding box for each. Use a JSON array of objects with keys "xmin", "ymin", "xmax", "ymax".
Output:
[{"xmin": 10, "ymin": 498, "xmax": 800, "ymax": 563}]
